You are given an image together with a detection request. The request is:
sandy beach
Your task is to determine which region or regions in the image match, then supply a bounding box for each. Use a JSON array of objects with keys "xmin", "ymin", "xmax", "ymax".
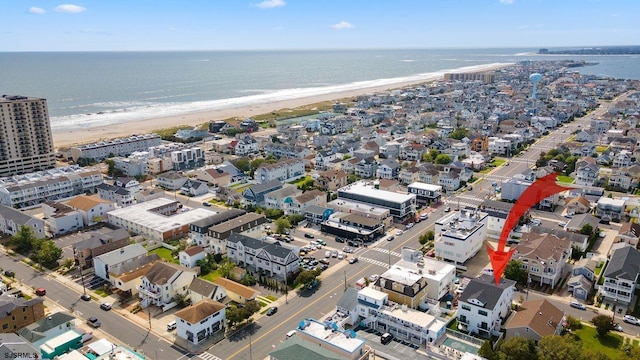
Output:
[{"xmin": 51, "ymin": 63, "xmax": 512, "ymax": 149}]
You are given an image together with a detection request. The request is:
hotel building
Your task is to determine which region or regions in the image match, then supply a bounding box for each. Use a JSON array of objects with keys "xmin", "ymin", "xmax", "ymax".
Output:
[{"xmin": 0, "ymin": 95, "xmax": 55, "ymax": 177}]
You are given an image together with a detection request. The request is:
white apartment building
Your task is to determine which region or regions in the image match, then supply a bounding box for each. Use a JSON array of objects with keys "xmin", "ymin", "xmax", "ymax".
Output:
[
  {"xmin": 599, "ymin": 245, "xmax": 640, "ymax": 307},
  {"xmin": 488, "ymin": 137, "xmax": 512, "ymax": 156},
  {"xmin": 0, "ymin": 95, "xmax": 56, "ymax": 177},
  {"xmin": 69, "ymin": 133, "xmax": 162, "ymax": 162},
  {"xmin": 354, "ymin": 287, "xmax": 448, "ymax": 345},
  {"xmin": 174, "ymin": 299, "xmax": 226, "ymax": 346},
  {"xmin": 434, "ymin": 209, "xmax": 488, "ymax": 264},
  {"xmin": 255, "ymin": 158, "xmax": 305, "ymax": 184},
  {"xmin": 457, "ymin": 274, "xmax": 516, "ymax": 338},
  {"xmin": 137, "ymin": 261, "xmax": 197, "ymax": 308},
  {"xmin": 394, "ymin": 247, "xmax": 456, "ymax": 301},
  {"xmin": 0, "ymin": 166, "xmax": 103, "ymax": 208},
  {"xmin": 170, "ymin": 147, "xmax": 205, "ymax": 171}
]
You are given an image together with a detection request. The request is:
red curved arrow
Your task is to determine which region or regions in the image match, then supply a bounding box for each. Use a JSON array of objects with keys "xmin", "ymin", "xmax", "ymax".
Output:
[{"xmin": 487, "ymin": 173, "xmax": 573, "ymax": 284}]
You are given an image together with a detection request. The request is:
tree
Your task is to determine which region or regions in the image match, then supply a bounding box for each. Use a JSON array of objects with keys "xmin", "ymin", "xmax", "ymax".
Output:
[
  {"xmin": 580, "ymin": 349, "xmax": 611, "ymax": 360},
  {"xmin": 435, "ymin": 154, "xmax": 452, "ymax": 164},
  {"xmin": 449, "ymin": 127, "xmax": 470, "ymax": 140},
  {"xmin": 426, "ymin": 230, "xmax": 435, "ymax": 241},
  {"xmin": 495, "ymin": 336, "xmax": 537, "ymax": 360},
  {"xmin": 536, "ymin": 335, "xmax": 582, "ymax": 360},
  {"xmin": 591, "ymin": 314, "xmax": 615, "ymax": 336},
  {"xmin": 564, "ymin": 315, "xmax": 582, "ymax": 330},
  {"xmin": 275, "ymin": 218, "xmax": 291, "ymax": 234},
  {"xmin": 219, "ymin": 260, "xmax": 235, "ymax": 279},
  {"xmin": 504, "ymin": 260, "xmax": 529, "ymax": 286},
  {"xmin": 580, "ymin": 223, "xmax": 594, "ymax": 236},
  {"xmin": 295, "ymin": 270, "xmax": 317, "ymax": 287},
  {"xmin": 32, "ymin": 239, "xmax": 63, "ymax": 269},
  {"xmin": 10, "ymin": 225, "xmax": 37, "ymax": 254},
  {"xmin": 478, "ymin": 340, "xmax": 496, "ymax": 360},
  {"xmin": 235, "ymin": 159, "xmax": 251, "ymax": 173}
]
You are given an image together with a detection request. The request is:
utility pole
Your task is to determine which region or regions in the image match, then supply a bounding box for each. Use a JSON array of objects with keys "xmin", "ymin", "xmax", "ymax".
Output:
[
  {"xmin": 344, "ymin": 271, "xmax": 347, "ymax": 292},
  {"xmin": 249, "ymin": 335, "xmax": 253, "ymax": 360}
]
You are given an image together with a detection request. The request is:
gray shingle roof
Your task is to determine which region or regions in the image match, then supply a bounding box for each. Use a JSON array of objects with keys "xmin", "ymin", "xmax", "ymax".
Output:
[
  {"xmin": 188, "ymin": 277, "xmax": 218, "ymax": 297},
  {"xmin": 0, "ymin": 204, "xmax": 35, "ymax": 225},
  {"xmin": 336, "ymin": 287, "xmax": 359, "ymax": 311},
  {"xmin": 604, "ymin": 245, "xmax": 640, "ymax": 281},
  {"xmin": 459, "ymin": 274, "xmax": 515, "ymax": 309}
]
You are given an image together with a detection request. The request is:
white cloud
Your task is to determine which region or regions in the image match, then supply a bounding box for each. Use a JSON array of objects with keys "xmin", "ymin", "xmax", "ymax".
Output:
[
  {"xmin": 330, "ymin": 21, "xmax": 354, "ymax": 30},
  {"xmin": 499, "ymin": 0, "xmax": 514, "ymax": 4},
  {"xmin": 28, "ymin": 7, "xmax": 46, "ymax": 14},
  {"xmin": 255, "ymin": 0, "xmax": 285, "ymax": 9},
  {"xmin": 55, "ymin": 4, "xmax": 87, "ymax": 13}
]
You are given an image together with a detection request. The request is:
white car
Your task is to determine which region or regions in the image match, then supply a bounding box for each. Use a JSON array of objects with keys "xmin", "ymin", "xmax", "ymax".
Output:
[
  {"xmin": 395, "ymin": 230, "xmax": 403, "ymax": 236},
  {"xmin": 369, "ymin": 274, "xmax": 379, "ymax": 282},
  {"xmin": 624, "ymin": 315, "xmax": 640, "ymax": 325},
  {"xmin": 558, "ymin": 222, "xmax": 567, "ymax": 227},
  {"xmin": 337, "ymin": 252, "xmax": 344, "ymax": 260},
  {"xmin": 325, "ymin": 251, "xmax": 331, "ymax": 258}
]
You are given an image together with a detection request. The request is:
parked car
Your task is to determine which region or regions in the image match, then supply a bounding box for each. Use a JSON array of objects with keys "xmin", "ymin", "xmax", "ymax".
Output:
[
  {"xmin": 569, "ymin": 301, "xmax": 586, "ymax": 310},
  {"xmin": 317, "ymin": 239, "xmax": 327, "ymax": 246},
  {"xmin": 405, "ymin": 222, "xmax": 415, "ymax": 230},
  {"xmin": 331, "ymin": 250, "xmax": 338, "ymax": 258},
  {"xmin": 266, "ymin": 307, "xmax": 278, "ymax": 316},
  {"xmin": 100, "ymin": 302, "xmax": 112, "ymax": 311},
  {"xmin": 202, "ymin": 202, "xmax": 212, "ymax": 207},
  {"xmin": 167, "ymin": 321, "xmax": 177, "ymax": 331},
  {"xmin": 335, "ymin": 237, "xmax": 345, "ymax": 243},
  {"xmin": 35, "ymin": 288, "xmax": 46, "ymax": 296},
  {"xmin": 558, "ymin": 222, "xmax": 567, "ymax": 227},
  {"xmin": 624, "ymin": 315, "xmax": 640, "ymax": 325},
  {"xmin": 304, "ymin": 233, "xmax": 314, "ymax": 239},
  {"xmin": 444, "ymin": 206, "xmax": 451, "ymax": 212},
  {"xmin": 369, "ymin": 274, "xmax": 379, "ymax": 282},
  {"xmin": 381, "ymin": 332, "xmax": 394, "ymax": 345},
  {"xmin": 348, "ymin": 257, "xmax": 359, "ymax": 264},
  {"xmin": 3, "ymin": 270, "xmax": 15, "ymax": 277},
  {"xmin": 614, "ymin": 323, "xmax": 624, "ymax": 332},
  {"xmin": 80, "ymin": 294, "xmax": 91, "ymax": 301},
  {"xmin": 87, "ymin": 317, "xmax": 101, "ymax": 328},
  {"xmin": 337, "ymin": 252, "xmax": 345, "ymax": 260},
  {"xmin": 319, "ymin": 258, "xmax": 330, "ymax": 265},
  {"xmin": 325, "ymin": 251, "xmax": 331, "ymax": 258},
  {"xmin": 395, "ymin": 230, "xmax": 403, "ymax": 236}
]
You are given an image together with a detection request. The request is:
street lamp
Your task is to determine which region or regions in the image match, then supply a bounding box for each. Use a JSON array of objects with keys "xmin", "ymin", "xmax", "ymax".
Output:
[{"xmin": 74, "ymin": 250, "xmax": 87, "ymax": 299}]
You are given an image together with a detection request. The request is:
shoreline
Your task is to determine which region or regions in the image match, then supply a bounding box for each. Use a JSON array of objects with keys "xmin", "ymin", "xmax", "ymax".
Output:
[{"xmin": 51, "ymin": 62, "xmax": 512, "ymax": 149}]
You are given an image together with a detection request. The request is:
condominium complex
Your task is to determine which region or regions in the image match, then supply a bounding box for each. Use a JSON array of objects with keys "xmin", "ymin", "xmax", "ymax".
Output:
[
  {"xmin": 0, "ymin": 95, "xmax": 55, "ymax": 177},
  {"xmin": 69, "ymin": 133, "xmax": 162, "ymax": 162}
]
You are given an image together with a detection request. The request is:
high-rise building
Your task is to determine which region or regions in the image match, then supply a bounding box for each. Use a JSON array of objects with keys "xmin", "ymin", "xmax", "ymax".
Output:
[{"xmin": 0, "ymin": 95, "xmax": 55, "ymax": 176}]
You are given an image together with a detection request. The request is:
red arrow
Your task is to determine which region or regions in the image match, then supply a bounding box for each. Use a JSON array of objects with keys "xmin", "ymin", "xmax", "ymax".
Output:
[{"xmin": 487, "ymin": 173, "xmax": 573, "ymax": 284}]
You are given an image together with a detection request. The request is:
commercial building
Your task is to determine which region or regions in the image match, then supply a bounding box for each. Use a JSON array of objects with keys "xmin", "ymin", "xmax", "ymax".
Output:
[
  {"xmin": 407, "ymin": 182, "xmax": 442, "ymax": 205},
  {"xmin": 107, "ymin": 198, "xmax": 217, "ymax": 242},
  {"xmin": 434, "ymin": 209, "xmax": 488, "ymax": 264},
  {"xmin": 337, "ymin": 180, "xmax": 416, "ymax": 222},
  {"xmin": 394, "ymin": 247, "xmax": 456, "ymax": 301},
  {"xmin": 320, "ymin": 212, "xmax": 386, "ymax": 242},
  {"xmin": 289, "ymin": 318, "xmax": 370, "ymax": 360},
  {"xmin": 0, "ymin": 95, "xmax": 55, "ymax": 177}
]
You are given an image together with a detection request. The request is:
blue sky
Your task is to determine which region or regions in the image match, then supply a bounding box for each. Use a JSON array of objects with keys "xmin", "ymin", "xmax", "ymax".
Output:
[{"xmin": 1, "ymin": 0, "xmax": 638, "ymax": 51}]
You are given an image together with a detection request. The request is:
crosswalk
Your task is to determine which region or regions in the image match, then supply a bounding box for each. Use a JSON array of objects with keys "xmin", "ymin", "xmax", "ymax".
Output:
[
  {"xmin": 358, "ymin": 256, "xmax": 391, "ymax": 268},
  {"xmin": 370, "ymin": 247, "xmax": 401, "ymax": 258},
  {"xmin": 482, "ymin": 174, "xmax": 512, "ymax": 182},
  {"xmin": 198, "ymin": 353, "xmax": 223, "ymax": 360}
]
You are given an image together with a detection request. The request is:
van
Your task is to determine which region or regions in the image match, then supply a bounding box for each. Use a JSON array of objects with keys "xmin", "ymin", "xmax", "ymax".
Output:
[
  {"xmin": 286, "ymin": 330, "xmax": 297, "ymax": 338},
  {"xmin": 570, "ymin": 301, "xmax": 586, "ymax": 310},
  {"xmin": 167, "ymin": 321, "xmax": 177, "ymax": 331}
]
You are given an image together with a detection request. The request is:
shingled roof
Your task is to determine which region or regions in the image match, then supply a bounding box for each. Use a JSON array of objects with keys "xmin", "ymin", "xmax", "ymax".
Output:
[
  {"xmin": 505, "ymin": 299, "xmax": 563, "ymax": 338},
  {"xmin": 459, "ymin": 274, "xmax": 515, "ymax": 310},
  {"xmin": 174, "ymin": 299, "xmax": 226, "ymax": 324},
  {"xmin": 604, "ymin": 245, "xmax": 640, "ymax": 281}
]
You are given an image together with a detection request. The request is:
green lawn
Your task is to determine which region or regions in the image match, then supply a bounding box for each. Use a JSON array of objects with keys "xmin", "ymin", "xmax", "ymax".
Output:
[
  {"xmin": 234, "ymin": 184, "xmax": 252, "ymax": 193},
  {"xmin": 595, "ymin": 262, "xmax": 604, "ymax": 276},
  {"xmin": 199, "ymin": 270, "xmax": 222, "ymax": 282},
  {"xmin": 572, "ymin": 326, "xmax": 625, "ymax": 359},
  {"xmin": 290, "ymin": 175, "xmax": 312, "ymax": 186},
  {"xmin": 557, "ymin": 175, "xmax": 575, "ymax": 184},
  {"xmin": 493, "ymin": 158, "xmax": 506, "ymax": 167},
  {"xmin": 596, "ymin": 145, "xmax": 609, "ymax": 153},
  {"xmin": 149, "ymin": 247, "xmax": 178, "ymax": 264}
]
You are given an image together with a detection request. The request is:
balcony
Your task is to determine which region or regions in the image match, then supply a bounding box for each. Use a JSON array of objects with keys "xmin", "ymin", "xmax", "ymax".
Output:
[{"xmin": 137, "ymin": 286, "xmax": 162, "ymax": 299}]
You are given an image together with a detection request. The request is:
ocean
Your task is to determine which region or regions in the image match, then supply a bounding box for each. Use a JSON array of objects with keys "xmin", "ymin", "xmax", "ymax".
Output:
[{"xmin": 1, "ymin": 48, "xmax": 639, "ymax": 131}]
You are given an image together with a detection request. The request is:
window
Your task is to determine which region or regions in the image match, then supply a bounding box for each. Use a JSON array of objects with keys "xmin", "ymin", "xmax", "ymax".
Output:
[
  {"xmin": 461, "ymin": 305, "xmax": 471, "ymax": 311},
  {"xmin": 478, "ymin": 310, "xmax": 488, "ymax": 316}
]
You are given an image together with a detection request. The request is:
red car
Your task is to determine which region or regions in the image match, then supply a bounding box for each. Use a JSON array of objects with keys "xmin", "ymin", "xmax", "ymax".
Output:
[{"xmin": 35, "ymin": 288, "xmax": 46, "ymax": 296}]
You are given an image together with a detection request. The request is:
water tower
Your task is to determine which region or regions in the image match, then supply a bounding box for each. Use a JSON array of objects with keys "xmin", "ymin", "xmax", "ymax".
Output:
[{"xmin": 529, "ymin": 73, "xmax": 542, "ymax": 99}]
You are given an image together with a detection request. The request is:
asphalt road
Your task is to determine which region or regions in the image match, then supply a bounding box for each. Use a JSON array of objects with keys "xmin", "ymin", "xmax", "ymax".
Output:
[{"xmin": 0, "ymin": 253, "xmax": 189, "ymax": 360}]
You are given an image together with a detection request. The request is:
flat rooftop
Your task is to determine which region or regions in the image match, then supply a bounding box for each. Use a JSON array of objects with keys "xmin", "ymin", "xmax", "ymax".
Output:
[
  {"xmin": 408, "ymin": 182, "xmax": 443, "ymax": 191},
  {"xmin": 339, "ymin": 180, "xmax": 415, "ymax": 204},
  {"xmin": 437, "ymin": 209, "xmax": 488, "ymax": 240},
  {"xmin": 380, "ymin": 266, "xmax": 423, "ymax": 286},
  {"xmin": 328, "ymin": 199, "xmax": 390, "ymax": 217},
  {"xmin": 107, "ymin": 197, "xmax": 217, "ymax": 232},
  {"xmin": 394, "ymin": 257, "xmax": 456, "ymax": 282},
  {"xmin": 299, "ymin": 318, "xmax": 364, "ymax": 354}
]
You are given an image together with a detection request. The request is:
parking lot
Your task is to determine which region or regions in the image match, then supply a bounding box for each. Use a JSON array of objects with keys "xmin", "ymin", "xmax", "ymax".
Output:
[{"xmin": 354, "ymin": 327, "xmax": 425, "ymax": 360}]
